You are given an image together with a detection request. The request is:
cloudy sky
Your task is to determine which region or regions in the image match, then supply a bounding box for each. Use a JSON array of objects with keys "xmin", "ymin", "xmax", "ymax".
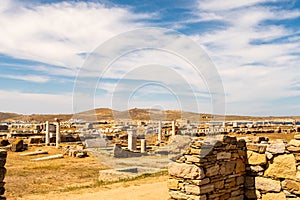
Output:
[{"xmin": 0, "ymin": 0, "xmax": 300, "ymax": 116}]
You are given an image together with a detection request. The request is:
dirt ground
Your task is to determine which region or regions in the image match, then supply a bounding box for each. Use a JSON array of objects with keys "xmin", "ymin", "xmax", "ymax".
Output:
[
  {"xmin": 20, "ymin": 176, "xmax": 168, "ymax": 200},
  {"xmin": 5, "ymin": 146, "xmax": 109, "ymax": 199},
  {"xmin": 4, "ymin": 146, "xmax": 168, "ymax": 200}
]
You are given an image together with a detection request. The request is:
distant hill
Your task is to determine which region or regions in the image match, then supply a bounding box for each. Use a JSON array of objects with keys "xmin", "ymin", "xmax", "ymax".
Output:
[{"xmin": 1, "ymin": 108, "xmax": 299, "ymax": 122}]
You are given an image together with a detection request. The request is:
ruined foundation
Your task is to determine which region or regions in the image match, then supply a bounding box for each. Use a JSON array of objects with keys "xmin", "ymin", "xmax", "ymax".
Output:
[{"xmin": 168, "ymin": 135, "xmax": 300, "ymax": 200}]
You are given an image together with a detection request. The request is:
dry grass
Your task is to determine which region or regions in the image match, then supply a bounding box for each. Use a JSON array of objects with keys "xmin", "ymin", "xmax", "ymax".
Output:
[{"xmin": 5, "ymin": 146, "xmax": 108, "ymax": 199}]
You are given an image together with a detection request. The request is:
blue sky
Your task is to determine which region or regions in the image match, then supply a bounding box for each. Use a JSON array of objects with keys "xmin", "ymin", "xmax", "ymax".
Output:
[{"xmin": 0, "ymin": 0, "xmax": 300, "ymax": 116}]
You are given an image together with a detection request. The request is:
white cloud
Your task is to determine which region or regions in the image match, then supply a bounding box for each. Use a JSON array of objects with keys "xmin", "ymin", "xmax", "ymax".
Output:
[
  {"xmin": 0, "ymin": 74, "xmax": 50, "ymax": 83},
  {"xmin": 0, "ymin": 0, "xmax": 151, "ymax": 68},
  {"xmin": 193, "ymin": 0, "xmax": 300, "ymax": 115}
]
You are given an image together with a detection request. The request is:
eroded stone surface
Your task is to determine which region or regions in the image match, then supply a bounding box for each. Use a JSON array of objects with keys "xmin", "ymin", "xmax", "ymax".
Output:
[{"xmin": 264, "ymin": 154, "xmax": 296, "ymax": 179}]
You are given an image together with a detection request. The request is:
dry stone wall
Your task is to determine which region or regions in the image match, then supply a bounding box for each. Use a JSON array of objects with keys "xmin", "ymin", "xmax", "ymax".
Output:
[
  {"xmin": 0, "ymin": 150, "xmax": 6, "ymax": 200},
  {"xmin": 168, "ymin": 134, "xmax": 300, "ymax": 200},
  {"xmin": 245, "ymin": 135, "xmax": 300, "ymax": 199},
  {"xmin": 168, "ymin": 136, "xmax": 246, "ymax": 200}
]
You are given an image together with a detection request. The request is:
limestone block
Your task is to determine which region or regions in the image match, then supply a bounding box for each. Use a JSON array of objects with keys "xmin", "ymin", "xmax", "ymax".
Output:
[
  {"xmin": 206, "ymin": 165, "xmax": 219, "ymax": 177},
  {"xmin": 247, "ymin": 151, "xmax": 267, "ymax": 165},
  {"xmin": 220, "ymin": 161, "xmax": 236, "ymax": 176},
  {"xmin": 264, "ymin": 154, "xmax": 296, "ymax": 179},
  {"xmin": 261, "ymin": 192, "xmax": 286, "ymax": 200},
  {"xmin": 168, "ymin": 162, "xmax": 205, "ymax": 179},
  {"xmin": 289, "ymin": 139, "xmax": 300, "ymax": 147},
  {"xmin": 235, "ymin": 159, "xmax": 245, "ymax": 174},
  {"xmin": 266, "ymin": 140, "xmax": 285, "ymax": 154},
  {"xmin": 168, "ymin": 178, "xmax": 179, "ymax": 190},
  {"xmin": 217, "ymin": 152, "xmax": 231, "ymax": 160},
  {"xmin": 255, "ymin": 177, "xmax": 281, "ymax": 192},
  {"xmin": 282, "ymin": 179, "xmax": 300, "ymax": 194}
]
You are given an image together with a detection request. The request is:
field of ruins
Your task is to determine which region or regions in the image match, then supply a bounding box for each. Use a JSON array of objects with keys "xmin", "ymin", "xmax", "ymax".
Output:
[{"xmin": 1, "ymin": 109, "xmax": 300, "ymax": 199}]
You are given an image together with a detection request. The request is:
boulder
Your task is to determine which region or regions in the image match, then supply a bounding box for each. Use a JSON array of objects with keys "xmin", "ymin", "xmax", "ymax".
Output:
[{"xmin": 264, "ymin": 154, "xmax": 296, "ymax": 179}]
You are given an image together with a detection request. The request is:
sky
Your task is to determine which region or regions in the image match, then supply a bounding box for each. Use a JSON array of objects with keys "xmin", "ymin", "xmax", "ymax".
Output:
[{"xmin": 0, "ymin": 0, "xmax": 300, "ymax": 116}]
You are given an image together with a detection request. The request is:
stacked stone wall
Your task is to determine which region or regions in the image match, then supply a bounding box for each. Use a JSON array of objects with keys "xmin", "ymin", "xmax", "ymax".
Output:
[
  {"xmin": 0, "ymin": 150, "xmax": 6, "ymax": 200},
  {"xmin": 168, "ymin": 136, "xmax": 246, "ymax": 200},
  {"xmin": 245, "ymin": 135, "xmax": 300, "ymax": 199},
  {"xmin": 168, "ymin": 134, "xmax": 300, "ymax": 200}
]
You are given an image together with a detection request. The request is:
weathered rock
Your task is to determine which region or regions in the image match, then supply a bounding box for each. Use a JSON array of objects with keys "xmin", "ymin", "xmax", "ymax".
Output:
[
  {"xmin": 235, "ymin": 159, "xmax": 245, "ymax": 174},
  {"xmin": 247, "ymin": 151, "xmax": 267, "ymax": 165},
  {"xmin": 168, "ymin": 162, "xmax": 205, "ymax": 179},
  {"xmin": 261, "ymin": 192, "xmax": 286, "ymax": 200},
  {"xmin": 250, "ymin": 165, "xmax": 264, "ymax": 173},
  {"xmin": 190, "ymin": 178, "xmax": 210, "ymax": 186},
  {"xmin": 265, "ymin": 152, "xmax": 273, "ymax": 160},
  {"xmin": 282, "ymin": 179, "xmax": 300, "ymax": 194},
  {"xmin": 11, "ymin": 139, "xmax": 23, "ymax": 152},
  {"xmin": 266, "ymin": 140, "xmax": 285, "ymax": 154},
  {"xmin": 217, "ymin": 152, "xmax": 231, "ymax": 160},
  {"xmin": 289, "ymin": 139, "xmax": 300, "ymax": 147},
  {"xmin": 206, "ymin": 165, "xmax": 219, "ymax": 177},
  {"xmin": 220, "ymin": 161, "xmax": 236, "ymax": 175},
  {"xmin": 264, "ymin": 154, "xmax": 296, "ymax": 179},
  {"xmin": 287, "ymin": 146, "xmax": 300, "ymax": 152},
  {"xmin": 168, "ymin": 178, "xmax": 179, "ymax": 190},
  {"xmin": 185, "ymin": 184, "xmax": 214, "ymax": 195},
  {"xmin": 255, "ymin": 177, "xmax": 281, "ymax": 192},
  {"xmin": 247, "ymin": 143, "xmax": 267, "ymax": 153}
]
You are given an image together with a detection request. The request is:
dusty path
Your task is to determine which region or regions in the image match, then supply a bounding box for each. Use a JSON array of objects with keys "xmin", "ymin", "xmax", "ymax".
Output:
[{"xmin": 21, "ymin": 177, "xmax": 168, "ymax": 200}]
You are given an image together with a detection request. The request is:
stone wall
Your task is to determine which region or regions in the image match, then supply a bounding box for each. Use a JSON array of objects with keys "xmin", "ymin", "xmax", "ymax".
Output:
[
  {"xmin": 168, "ymin": 136, "xmax": 246, "ymax": 200},
  {"xmin": 245, "ymin": 135, "xmax": 300, "ymax": 199},
  {"xmin": 168, "ymin": 135, "xmax": 300, "ymax": 200},
  {"xmin": 0, "ymin": 150, "xmax": 6, "ymax": 200}
]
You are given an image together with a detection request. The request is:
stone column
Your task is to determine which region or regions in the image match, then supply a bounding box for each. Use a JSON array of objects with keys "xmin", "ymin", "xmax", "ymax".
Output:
[
  {"xmin": 140, "ymin": 139, "xmax": 146, "ymax": 153},
  {"xmin": 45, "ymin": 121, "xmax": 50, "ymax": 145},
  {"xmin": 172, "ymin": 121, "xmax": 176, "ymax": 137},
  {"xmin": 158, "ymin": 121, "xmax": 162, "ymax": 142},
  {"xmin": 127, "ymin": 129, "xmax": 137, "ymax": 151},
  {"xmin": 55, "ymin": 122, "xmax": 61, "ymax": 148}
]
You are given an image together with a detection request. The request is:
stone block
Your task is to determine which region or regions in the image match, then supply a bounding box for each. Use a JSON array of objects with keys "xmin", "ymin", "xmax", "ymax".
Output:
[
  {"xmin": 282, "ymin": 179, "xmax": 300, "ymax": 194},
  {"xmin": 217, "ymin": 152, "xmax": 231, "ymax": 160},
  {"xmin": 289, "ymin": 139, "xmax": 300, "ymax": 147},
  {"xmin": 168, "ymin": 179, "xmax": 179, "ymax": 190},
  {"xmin": 190, "ymin": 178, "xmax": 210, "ymax": 186},
  {"xmin": 168, "ymin": 162, "xmax": 205, "ymax": 179},
  {"xmin": 235, "ymin": 159, "xmax": 245, "ymax": 174},
  {"xmin": 247, "ymin": 151, "xmax": 267, "ymax": 165},
  {"xmin": 255, "ymin": 177, "xmax": 281, "ymax": 192},
  {"xmin": 220, "ymin": 161, "xmax": 236, "ymax": 175},
  {"xmin": 206, "ymin": 165, "xmax": 219, "ymax": 177},
  {"xmin": 266, "ymin": 140, "xmax": 285, "ymax": 154},
  {"xmin": 261, "ymin": 192, "xmax": 286, "ymax": 200},
  {"xmin": 264, "ymin": 154, "xmax": 296, "ymax": 179}
]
